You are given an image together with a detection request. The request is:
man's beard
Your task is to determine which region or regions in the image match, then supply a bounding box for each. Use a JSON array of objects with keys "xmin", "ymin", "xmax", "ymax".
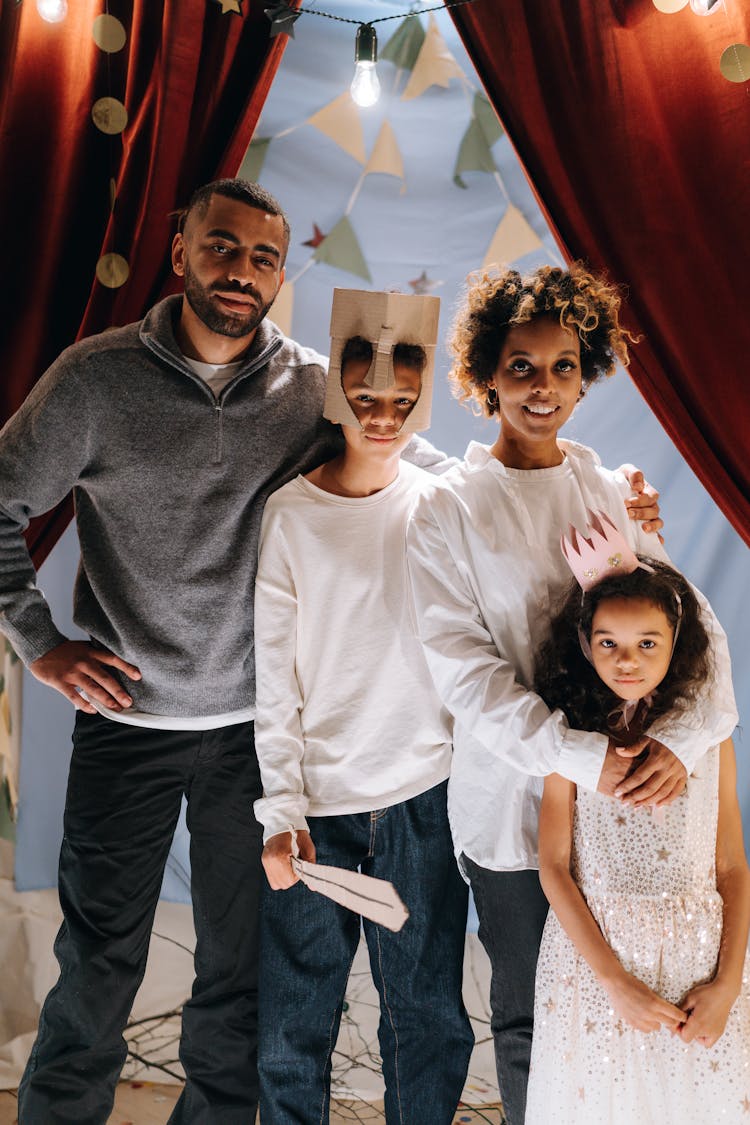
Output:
[{"xmin": 183, "ymin": 262, "xmax": 275, "ymax": 339}]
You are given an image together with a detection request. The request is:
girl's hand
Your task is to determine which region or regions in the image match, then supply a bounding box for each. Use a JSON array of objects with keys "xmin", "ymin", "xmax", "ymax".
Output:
[
  {"xmin": 603, "ymin": 971, "xmax": 685, "ymax": 1033},
  {"xmin": 262, "ymin": 830, "xmax": 316, "ymax": 890},
  {"xmin": 677, "ymin": 980, "xmax": 737, "ymax": 1048}
]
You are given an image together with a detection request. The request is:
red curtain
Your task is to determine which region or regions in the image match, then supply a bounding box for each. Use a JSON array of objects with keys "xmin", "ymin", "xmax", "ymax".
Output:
[
  {"xmin": 451, "ymin": 0, "xmax": 750, "ymax": 547},
  {"xmin": 0, "ymin": 0, "xmax": 294, "ymax": 565}
]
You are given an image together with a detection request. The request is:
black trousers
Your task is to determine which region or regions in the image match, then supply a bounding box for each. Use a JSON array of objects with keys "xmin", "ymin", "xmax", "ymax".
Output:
[{"xmin": 18, "ymin": 712, "xmax": 263, "ymax": 1125}]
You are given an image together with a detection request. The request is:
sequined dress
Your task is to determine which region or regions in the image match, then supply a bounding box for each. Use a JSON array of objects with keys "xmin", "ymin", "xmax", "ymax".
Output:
[{"xmin": 526, "ymin": 746, "xmax": 750, "ymax": 1123}]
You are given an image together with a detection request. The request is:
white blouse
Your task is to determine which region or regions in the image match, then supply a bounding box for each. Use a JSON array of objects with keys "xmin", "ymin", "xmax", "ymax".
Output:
[{"xmin": 406, "ymin": 440, "xmax": 737, "ymax": 872}]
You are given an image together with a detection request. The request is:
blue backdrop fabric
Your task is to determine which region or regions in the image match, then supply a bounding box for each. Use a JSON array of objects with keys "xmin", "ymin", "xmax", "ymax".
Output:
[{"xmin": 15, "ymin": 2, "xmax": 748, "ymax": 902}]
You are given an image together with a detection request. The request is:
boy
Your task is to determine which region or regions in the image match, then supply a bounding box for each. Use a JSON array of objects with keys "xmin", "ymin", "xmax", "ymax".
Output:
[{"xmin": 254, "ymin": 289, "xmax": 474, "ymax": 1124}]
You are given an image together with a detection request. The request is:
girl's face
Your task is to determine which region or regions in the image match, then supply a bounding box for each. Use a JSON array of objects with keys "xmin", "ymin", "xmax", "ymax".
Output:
[
  {"xmin": 590, "ymin": 596, "xmax": 674, "ymax": 701},
  {"xmin": 490, "ymin": 317, "xmax": 582, "ymax": 466}
]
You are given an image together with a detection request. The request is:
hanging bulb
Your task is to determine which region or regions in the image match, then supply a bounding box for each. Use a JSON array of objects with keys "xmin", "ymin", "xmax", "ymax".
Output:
[
  {"xmin": 689, "ymin": 0, "xmax": 720, "ymax": 12},
  {"xmin": 36, "ymin": 0, "xmax": 68, "ymax": 22},
  {"xmin": 351, "ymin": 24, "xmax": 380, "ymax": 108}
]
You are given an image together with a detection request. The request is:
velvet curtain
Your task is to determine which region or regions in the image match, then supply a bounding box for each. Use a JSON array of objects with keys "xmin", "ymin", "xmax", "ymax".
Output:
[
  {"xmin": 0, "ymin": 0, "xmax": 293, "ymax": 565},
  {"xmin": 451, "ymin": 0, "xmax": 750, "ymax": 547}
]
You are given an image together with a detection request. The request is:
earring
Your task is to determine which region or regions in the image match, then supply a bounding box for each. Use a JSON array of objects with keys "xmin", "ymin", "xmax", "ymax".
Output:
[{"xmin": 487, "ymin": 386, "xmax": 499, "ymax": 410}]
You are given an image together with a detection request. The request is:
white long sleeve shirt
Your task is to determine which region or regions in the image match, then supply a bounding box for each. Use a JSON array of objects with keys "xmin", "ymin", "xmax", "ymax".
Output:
[
  {"xmin": 254, "ymin": 460, "xmax": 452, "ymax": 843},
  {"xmin": 406, "ymin": 440, "xmax": 738, "ymax": 873}
]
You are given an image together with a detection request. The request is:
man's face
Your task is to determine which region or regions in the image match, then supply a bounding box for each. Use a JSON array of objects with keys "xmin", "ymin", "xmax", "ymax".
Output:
[{"xmin": 171, "ymin": 194, "xmax": 286, "ymax": 340}]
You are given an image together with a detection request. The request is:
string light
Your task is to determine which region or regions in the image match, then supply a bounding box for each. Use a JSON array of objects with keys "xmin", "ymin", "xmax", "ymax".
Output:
[
  {"xmin": 36, "ymin": 0, "xmax": 67, "ymax": 22},
  {"xmin": 351, "ymin": 23, "xmax": 380, "ymax": 108}
]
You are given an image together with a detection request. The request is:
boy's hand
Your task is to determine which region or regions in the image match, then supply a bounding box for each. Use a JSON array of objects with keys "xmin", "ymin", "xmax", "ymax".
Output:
[
  {"xmin": 677, "ymin": 980, "xmax": 736, "ymax": 1048},
  {"xmin": 262, "ymin": 830, "xmax": 316, "ymax": 890},
  {"xmin": 30, "ymin": 639, "xmax": 141, "ymax": 713},
  {"xmin": 603, "ymin": 970, "xmax": 684, "ymax": 1034},
  {"xmin": 618, "ymin": 464, "xmax": 664, "ymax": 538}
]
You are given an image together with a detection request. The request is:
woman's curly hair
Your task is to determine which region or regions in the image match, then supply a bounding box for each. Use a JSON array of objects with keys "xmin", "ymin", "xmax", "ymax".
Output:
[
  {"xmin": 449, "ymin": 262, "xmax": 634, "ymax": 417},
  {"xmin": 534, "ymin": 558, "xmax": 712, "ymax": 735}
]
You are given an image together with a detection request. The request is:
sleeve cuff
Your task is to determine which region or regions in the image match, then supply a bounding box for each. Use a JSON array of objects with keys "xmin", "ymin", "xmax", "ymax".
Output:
[{"xmin": 557, "ymin": 728, "xmax": 609, "ymax": 792}]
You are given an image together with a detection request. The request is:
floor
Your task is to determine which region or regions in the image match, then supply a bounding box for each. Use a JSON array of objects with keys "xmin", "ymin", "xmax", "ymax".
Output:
[{"xmin": 0, "ymin": 935, "xmax": 505, "ymax": 1124}]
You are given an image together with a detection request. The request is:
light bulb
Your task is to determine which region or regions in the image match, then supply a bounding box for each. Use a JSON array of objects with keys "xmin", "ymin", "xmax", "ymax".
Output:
[
  {"xmin": 36, "ymin": 0, "xmax": 68, "ymax": 22},
  {"xmin": 351, "ymin": 24, "xmax": 380, "ymax": 108},
  {"xmin": 690, "ymin": 0, "xmax": 720, "ymax": 12}
]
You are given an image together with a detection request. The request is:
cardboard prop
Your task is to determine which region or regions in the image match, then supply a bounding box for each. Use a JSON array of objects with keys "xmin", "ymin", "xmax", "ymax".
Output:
[
  {"xmin": 291, "ymin": 856, "xmax": 410, "ymax": 933},
  {"xmin": 324, "ymin": 288, "xmax": 440, "ymax": 432}
]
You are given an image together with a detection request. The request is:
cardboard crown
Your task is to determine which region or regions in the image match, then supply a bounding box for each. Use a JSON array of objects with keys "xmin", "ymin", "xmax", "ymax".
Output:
[
  {"xmin": 560, "ymin": 510, "xmax": 641, "ymax": 592},
  {"xmin": 324, "ymin": 288, "xmax": 440, "ymax": 432}
]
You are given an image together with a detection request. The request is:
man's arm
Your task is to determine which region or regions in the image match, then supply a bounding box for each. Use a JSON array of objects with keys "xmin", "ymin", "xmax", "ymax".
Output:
[{"xmin": 0, "ymin": 356, "xmax": 140, "ymax": 709}]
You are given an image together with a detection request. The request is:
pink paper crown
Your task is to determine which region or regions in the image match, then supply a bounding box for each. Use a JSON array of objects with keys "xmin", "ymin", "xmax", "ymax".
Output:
[{"xmin": 560, "ymin": 510, "xmax": 640, "ymax": 591}]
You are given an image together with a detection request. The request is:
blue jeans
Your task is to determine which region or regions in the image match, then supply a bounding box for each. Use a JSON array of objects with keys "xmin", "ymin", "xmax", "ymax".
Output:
[
  {"xmin": 461, "ymin": 858, "xmax": 549, "ymax": 1125},
  {"xmin": 258, "ymin": 780, "xmax": 473, "ymax": 1124},
  {"xmin": 18, "ymin": 713, "xmax": 263, "ymax": 1125}
]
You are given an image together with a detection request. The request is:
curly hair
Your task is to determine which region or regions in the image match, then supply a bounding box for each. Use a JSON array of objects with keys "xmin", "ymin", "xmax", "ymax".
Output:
[
  {"xmin": 449, "ymin": 262, "xmax": 634, "ymax": 417},
  {"xmin": 534, "ymin": 558, "xmax": 712, "ymax": 736}
]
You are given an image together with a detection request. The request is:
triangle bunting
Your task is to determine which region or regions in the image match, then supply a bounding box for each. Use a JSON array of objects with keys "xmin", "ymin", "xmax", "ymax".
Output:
[
  {"xmin": 313, "ymin": 216, "xmax": 372, "ymax": 282},
  {"xmin": 308, "ymin": 93, "xmax": 366, "ymax": 165},
  {"xmin": 482, "ymin": 205, "xmax": 543, "ymax": 268},
  {"xmin": 401, "ymin": 14, "xmax": 464, "ymax": 101}
]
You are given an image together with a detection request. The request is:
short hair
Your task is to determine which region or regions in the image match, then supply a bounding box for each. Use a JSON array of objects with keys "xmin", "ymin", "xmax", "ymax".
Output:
[
  {"xmin": 176, "ymin": 178, "xmax": 290, "ymax": 257},
  {"xmin": 534, "ymin": 558, "xmax": 712, "ymax": 734},
  {"xmin": 340, "ymin": 335, "xmax": 427, "ymax": 375},
  {"xmin": 449, "ymin": 262, "xmax": 635, "ymax": 417}
]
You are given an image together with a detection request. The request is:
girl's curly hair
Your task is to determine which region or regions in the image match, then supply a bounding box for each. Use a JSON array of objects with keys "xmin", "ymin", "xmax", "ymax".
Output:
[
  {"xmin": 534, "ymin": 558, "xmax": 712, "ymax": 735},
  {"xmin": 449, "ymin": 262, "xmax": 634, "ymax": 417}
]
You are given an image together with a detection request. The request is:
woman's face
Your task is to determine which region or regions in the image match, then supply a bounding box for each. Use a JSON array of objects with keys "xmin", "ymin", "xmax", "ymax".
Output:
[
  {"xmin": 490, "ymin": 317, "xmax": 583, "ymax": 464},
  {"xmin": 590, "ymin": 596, "xmax": 674, "ymax": 701}
]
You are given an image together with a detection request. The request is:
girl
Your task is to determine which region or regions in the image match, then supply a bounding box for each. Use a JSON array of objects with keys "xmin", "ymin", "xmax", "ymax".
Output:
[
  {"xmin": 405, "ymin": 263, "xmax": 738, "ymax": 1125},
  {"xmin": 526, "ymin": 545, "xmax": 750, "ymax": 1123}
]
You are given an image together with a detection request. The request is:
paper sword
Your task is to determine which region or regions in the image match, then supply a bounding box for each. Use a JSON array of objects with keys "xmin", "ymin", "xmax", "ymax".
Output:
[{"xmin": 290, "ymin": 856, "xmax": 410, "ymax": 933}]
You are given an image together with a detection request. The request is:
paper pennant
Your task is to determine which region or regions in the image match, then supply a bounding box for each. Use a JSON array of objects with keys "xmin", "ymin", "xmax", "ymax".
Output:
[
  {"xmin": 381, "ymin": 14, "xmax": 426, "ymax": 72},
  {"xmin": 264, "ymin": 3, "xmax": 300, "ymax": 37},
  {"xmin": 313, "ymin": 215, "xmax": 372, "ymax": 282},
  {"xmin": 303, "ymin": 223, "xmax": 327, "ymax": 248},
  {"xmin": 482, "ymin": 205, "xmax": 542, "ymax": 268},
  {"xmin": 269, "ymin": 280, "xmax": 294, "ymax": 336},
  {"xmin": 238, "ymin": 137, "xmax": 271, "ymax": 184},
  {"xmin": 409, "ymin": 270, "xmax": 442, "ymax": 294},
  {"xmin": 308, "ymin": 92, "xmax": 366, "ymax": 165},
  {"xmin": 454, "ymin": 93, "xmax": 504, "ymax": 187},
  {"xmin": 364, "ymin": 120, "xmax": 404, "ymax": 181},
  {"xmin": 474, "ymin": 91, "xmax": 504, "ymax": 148},
  {"xmin": 400, "ymin": 14, "xmax": 464, "ymax": 101}
]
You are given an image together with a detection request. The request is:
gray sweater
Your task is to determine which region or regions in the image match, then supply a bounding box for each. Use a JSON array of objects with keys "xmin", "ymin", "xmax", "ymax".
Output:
[{"xmin": 0, "ymin": 296, "xmax": 446, "ymax": 716}]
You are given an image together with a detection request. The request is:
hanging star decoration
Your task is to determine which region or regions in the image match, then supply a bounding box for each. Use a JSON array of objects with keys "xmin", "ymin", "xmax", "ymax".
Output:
[
  {"xmin": 303, "ymin": 223, "xmax": 327, "ymax": 249},
  {"xmin": 408, "ymin": 270, "xmax": 442, "ymax": 295},
  {"xmin": 213, "ymin": 0, "xmax": 243, "ymax": 14},
  {"xmin": 264, "ymin": 2, "xmax": 300, "ymax": 37}
]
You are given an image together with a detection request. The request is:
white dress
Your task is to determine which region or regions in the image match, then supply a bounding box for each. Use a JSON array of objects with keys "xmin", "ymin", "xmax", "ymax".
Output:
[{"xmin": 526, "ymin": 746, "xmax": 750, "ymax": 1123}]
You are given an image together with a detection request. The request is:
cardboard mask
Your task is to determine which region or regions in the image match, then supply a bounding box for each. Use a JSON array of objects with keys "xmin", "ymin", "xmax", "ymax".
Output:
[{"xmin": 324, "ymin": 288, "xmax": 440, "ymax": 432}]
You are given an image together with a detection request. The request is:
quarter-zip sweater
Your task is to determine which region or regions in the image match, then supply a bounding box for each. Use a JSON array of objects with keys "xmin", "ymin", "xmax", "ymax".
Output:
[{"xmin": 0, "ymin": 296, "xmax": 346, "ymax": 717}]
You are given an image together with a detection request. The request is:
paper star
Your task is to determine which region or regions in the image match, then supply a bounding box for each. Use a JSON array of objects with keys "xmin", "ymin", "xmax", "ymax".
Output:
[
  {"xmin": 264, "ymin": 2, "xmax": 300, "ymax": 37},
  {"xmin": 213, "ymin": 0, "xmax": 242, "ymax": 13},
  {"xmin": 408, "ymin": 269, "xmax": 442, "ymax": 295},
  {"xmin": 303, "ymin": 223, "xmax": 327, "ymax": 248}
]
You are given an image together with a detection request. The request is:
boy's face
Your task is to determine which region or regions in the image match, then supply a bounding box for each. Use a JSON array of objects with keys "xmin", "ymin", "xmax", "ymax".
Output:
[{"xmin": 340, "ymin": 359, "xmax": 422, "ymax": 455}]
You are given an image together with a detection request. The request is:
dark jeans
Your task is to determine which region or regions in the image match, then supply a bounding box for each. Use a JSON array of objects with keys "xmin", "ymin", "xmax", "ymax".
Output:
[
  {"xmin": 18, "ymin": 712, "xmax": 263, "ymax": 1125},
  {"xmin": 461, "ymin": 858, "xmax": 549, "ymax": 1125},
  {"xmin": 258, "ymin": 781, "xmax": 474, "ymax": 1125}
]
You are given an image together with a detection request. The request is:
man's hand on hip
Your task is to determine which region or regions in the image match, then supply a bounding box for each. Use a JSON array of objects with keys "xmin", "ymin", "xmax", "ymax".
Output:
[{"xmin": 30, "ymin": 640, "xmax": 141, "ymax": 713}]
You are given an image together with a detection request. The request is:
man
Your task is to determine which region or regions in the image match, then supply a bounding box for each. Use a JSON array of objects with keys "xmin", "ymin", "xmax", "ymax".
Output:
[{"xmin": 0, "ymin": 179, "xmax": 352, "ymax": 1124}]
